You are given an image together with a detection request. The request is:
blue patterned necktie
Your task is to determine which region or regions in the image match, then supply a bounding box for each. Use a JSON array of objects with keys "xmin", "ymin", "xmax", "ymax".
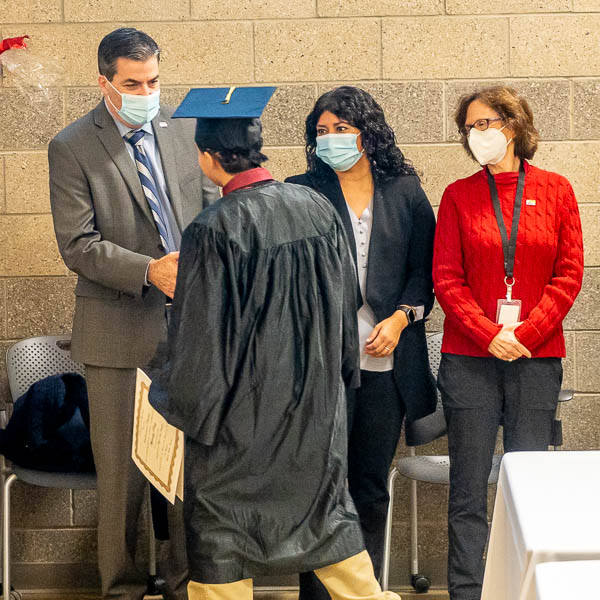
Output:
[{"xmin": 124, "ymin": 129, "xmax": 170, "ymax": 252}]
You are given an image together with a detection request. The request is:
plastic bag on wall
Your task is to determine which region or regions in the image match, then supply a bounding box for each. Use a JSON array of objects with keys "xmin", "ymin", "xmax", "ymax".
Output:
[{"xmin": 0, "ymin": 36, "xmax": 62, "ymax": 114}]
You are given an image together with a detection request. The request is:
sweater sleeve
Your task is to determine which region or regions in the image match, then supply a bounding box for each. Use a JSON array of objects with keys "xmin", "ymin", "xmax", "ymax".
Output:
[
  {"xmin": 514, "ymin": 179, "xmax": 584, "ymax": 350},
  {"xmin": 433, "ymin": 185, "xmax": 502, "ymax": 351}
]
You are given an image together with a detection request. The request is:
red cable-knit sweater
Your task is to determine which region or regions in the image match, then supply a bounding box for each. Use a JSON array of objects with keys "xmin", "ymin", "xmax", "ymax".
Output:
[{"xmin": 433, "ymin": 160, "xmax": 583, "ymax": 358}]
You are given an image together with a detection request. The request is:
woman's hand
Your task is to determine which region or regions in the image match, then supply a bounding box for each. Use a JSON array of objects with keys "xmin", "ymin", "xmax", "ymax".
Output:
[
  {"xmin": 487, "ymin": 322, "xmax": 532, "ymax": 361},
  {"xmin": 365, "ymin": 310, "xmax": 408, "ymax": 357}
]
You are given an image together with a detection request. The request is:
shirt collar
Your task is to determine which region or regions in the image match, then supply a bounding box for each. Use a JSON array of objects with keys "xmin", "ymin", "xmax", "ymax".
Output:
[
  {"xmin": 104, "ymin": 98, "xmax": 154, "ymax": 138},
  {"xmin": 222, "ymin": 167, "xmax": 274, "ymax": 197},
  {"xmin": 346, "ymin": 199, "xmax": 373, "ymax": 224}
]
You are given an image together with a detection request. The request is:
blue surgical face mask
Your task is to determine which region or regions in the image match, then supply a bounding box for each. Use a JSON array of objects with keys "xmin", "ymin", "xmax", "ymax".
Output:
[
  {"xmin": 315, "ymin": 133, "xmax": 364, "ymax": 172},
  {"xmin": 106, "ymin": 78, "xmax": 160, "ymax": 126}
]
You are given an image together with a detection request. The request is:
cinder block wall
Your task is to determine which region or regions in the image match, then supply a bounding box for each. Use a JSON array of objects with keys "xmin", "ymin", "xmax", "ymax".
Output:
[{"xmin": 1, "ymin": 0, "xmax": 599, "ymax": 591}]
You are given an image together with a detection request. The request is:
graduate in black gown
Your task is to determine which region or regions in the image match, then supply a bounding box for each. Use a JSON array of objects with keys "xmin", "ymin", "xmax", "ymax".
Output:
[{"xmin": 149, "ymin": 87, "xmax": 403, "ymax": 600}]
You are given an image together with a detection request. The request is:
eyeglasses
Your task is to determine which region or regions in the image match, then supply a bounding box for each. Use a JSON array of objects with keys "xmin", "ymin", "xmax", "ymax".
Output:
[{"xmin": 459, "ymin": 117, "xmax": 503, "ymax": 136}]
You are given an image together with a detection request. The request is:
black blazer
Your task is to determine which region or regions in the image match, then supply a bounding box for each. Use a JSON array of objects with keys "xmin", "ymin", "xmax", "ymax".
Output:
[{"xmin": 286, "ymin": 171, "xmax": 437, "ymax": 422}]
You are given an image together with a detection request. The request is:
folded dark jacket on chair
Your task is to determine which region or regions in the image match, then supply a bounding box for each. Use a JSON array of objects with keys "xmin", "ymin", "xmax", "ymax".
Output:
[{"xmin": 0, "ymin": 373, "xmax": 94, "ymax": 472}]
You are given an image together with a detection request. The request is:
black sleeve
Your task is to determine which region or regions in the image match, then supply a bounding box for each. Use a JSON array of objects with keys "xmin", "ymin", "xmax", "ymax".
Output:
[
  {"xmin": 150, "ymin": 223, "xmax": 239, "ymax": 445},
  {"xmin": 397, "ymin": 177, "xmax": 436, "ymax": 317},
  {"xmin": 336, "ymin": 216, "xmax": 361, "ymax": 389}
]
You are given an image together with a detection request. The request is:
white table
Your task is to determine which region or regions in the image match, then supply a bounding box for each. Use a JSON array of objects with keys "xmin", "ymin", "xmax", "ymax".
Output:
[
  {"xmin": 481, "ymin": 451, "xmax": 600, "ymax": 600},
  {"xmin": 535, "ymin": 561, "xmax": 600, "ymax": 600}
]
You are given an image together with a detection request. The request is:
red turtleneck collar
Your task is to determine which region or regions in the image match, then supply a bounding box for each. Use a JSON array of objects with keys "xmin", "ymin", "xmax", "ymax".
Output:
[{"xmin": 480, "ymin": 159, "xmax": 530, "ymax": 183}]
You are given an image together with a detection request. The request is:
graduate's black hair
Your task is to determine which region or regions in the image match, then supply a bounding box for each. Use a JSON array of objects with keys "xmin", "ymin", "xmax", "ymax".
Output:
[
  {"xmin": 304, "ymin": 86, "xmax": 418, "ymax": 183},
  {"xmin": 194, "ymin": 117, "xmax": 268, "ymax": 174}
]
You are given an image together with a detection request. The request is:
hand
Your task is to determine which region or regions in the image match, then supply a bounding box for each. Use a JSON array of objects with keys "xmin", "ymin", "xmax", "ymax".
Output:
[
  {"xmin": 365, "ymin": 310, "xmax": 408, "ymax": 357},
  {"xmin": 487, "ymin": 322, "xmax": 532, "ymax": 361},
  {"xmin": 148, "ymin": 251, "xmax": 179, "ymax": 298}
]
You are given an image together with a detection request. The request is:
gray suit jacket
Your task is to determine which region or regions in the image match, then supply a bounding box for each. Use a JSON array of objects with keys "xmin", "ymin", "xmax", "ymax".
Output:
[{"xmin": 49, "ymin": 101, "xmax": 218, "ymax": 368}]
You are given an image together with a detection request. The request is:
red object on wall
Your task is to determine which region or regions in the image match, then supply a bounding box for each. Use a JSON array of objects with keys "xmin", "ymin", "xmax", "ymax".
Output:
[{"xmin": 0, "ymin": 36, "xmax": 29, "ymax": 55}]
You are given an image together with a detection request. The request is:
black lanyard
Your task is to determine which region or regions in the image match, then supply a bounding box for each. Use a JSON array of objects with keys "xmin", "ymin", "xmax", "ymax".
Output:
[{"xmin": 486, "ymin": 162, "xmax": 526, "ymax": 280}]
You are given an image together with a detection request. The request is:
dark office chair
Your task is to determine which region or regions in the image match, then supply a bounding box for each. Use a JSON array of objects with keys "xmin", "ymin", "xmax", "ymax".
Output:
[
  {"xmin": 2, "ymin": 335, "xmax": 163, "ymax": 600},
  {"xmin": 380, "ymin": 332, "xmax": 573, "ymax": 593}
]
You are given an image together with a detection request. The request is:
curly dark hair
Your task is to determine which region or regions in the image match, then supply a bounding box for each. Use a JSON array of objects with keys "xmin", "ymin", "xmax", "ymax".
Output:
[{"xmin": 305, "ymin": 86, "xmax": 418, "ymax": 183}]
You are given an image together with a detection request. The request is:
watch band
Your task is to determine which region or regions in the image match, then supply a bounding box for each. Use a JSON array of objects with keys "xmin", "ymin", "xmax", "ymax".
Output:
[{"xmin": 398, "ymin": 304, "xmax": 416, "ymax": 324}]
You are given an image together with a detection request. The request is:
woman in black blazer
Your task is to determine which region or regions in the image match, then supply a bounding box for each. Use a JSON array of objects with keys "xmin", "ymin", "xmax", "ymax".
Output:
[{"xmin": 287, "ymin": 86, "xmax": 437, "ymax": 598}]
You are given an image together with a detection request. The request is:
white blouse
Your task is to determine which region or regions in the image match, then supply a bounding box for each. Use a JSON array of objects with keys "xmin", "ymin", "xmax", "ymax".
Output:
[{"xmin": 345, "ymin": 200, "xmax": 394, "ymax": 372}]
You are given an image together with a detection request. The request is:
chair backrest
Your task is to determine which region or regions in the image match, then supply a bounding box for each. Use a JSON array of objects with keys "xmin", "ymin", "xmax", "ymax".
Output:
[
  {"xmin": 426, "ymin": 332, "xmax": 443, "ymax": 379},
  {"xmin": 5, "ymin": 335, "xmax": 85, "ymax": 402},
  {"xmin": 404, "ymin": 331, "xmax": 447, "ymax": 447}
]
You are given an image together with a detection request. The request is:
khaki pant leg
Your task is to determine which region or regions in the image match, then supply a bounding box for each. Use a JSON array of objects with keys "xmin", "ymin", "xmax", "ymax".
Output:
[
  {"xmin": 187, "ymin": 579, "xmax": 253, "ymax": 600},
  {"xmin": 315, "ymin": 550, "xmax": 402, "ymax": 600}
]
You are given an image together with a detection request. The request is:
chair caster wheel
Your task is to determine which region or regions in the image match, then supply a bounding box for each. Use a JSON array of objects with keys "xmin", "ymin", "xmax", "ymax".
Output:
[
  {"xmin": 411, "ymin": 574, "xmax": 431, "ymax": 593},
  {"xmin": 144, "ymin": 574, "xmax": 167, "ymax": 599},
  {"xmin": 0, "ymin": 586, "xmax": 22, "ymax": 600}
]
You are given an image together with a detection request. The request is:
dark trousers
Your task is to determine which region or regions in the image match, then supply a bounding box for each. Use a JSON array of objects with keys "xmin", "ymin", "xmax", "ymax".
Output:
[
  {"xmin": 299, "ymin": 370, "xmax": 405, "ymax": 599},
  {"xmin": 438, "ymin": 354, "xmax": 562, "ymax": 600}
]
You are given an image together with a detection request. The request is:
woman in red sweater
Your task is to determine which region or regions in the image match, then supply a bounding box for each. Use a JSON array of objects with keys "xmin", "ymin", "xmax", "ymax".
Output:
[{"xmin": 433, "ymin": 86, "xmax": 583, "ymax": 600}]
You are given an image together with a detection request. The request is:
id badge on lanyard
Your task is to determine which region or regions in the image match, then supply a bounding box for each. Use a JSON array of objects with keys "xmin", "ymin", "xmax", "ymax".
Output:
[
  {"xmin": 496, "ymin": 278, "xmax": 522, "ymax": 324},
  {"xmin": 488, "ymin": 163, "xmax": 526, "ymax": 325}
]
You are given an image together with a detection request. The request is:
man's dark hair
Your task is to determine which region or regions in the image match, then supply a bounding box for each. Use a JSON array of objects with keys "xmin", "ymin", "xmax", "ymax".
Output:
[
  {"xmin": 195, "ymin": 118, "xmax": 268, "ymax": 174},
  {"xmin": 98, "ymin": 27, "xmax": 160, "ymax": 81}
]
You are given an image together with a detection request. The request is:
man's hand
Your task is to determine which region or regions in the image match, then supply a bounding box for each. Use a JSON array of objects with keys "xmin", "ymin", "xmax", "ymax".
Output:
[
  {"xmin": 365, "ymin": 310, "xmax": 409, "ymax": 357},
  {"xmin": 148, "ymin": 251, "xmax": 179, "ymax": 298},
  {"xmin": 488, "ymin": 322, "xmax": 532, "ymax": 361}
]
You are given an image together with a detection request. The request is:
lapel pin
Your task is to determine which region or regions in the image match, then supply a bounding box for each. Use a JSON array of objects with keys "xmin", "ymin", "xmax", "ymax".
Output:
[
  {"xmin": 526, "ymin": 199, "xmax": 536, "ymax": 206},
  {"xmin": 159, "ymin": 121, "xmax": 168, "ymax": 128}
]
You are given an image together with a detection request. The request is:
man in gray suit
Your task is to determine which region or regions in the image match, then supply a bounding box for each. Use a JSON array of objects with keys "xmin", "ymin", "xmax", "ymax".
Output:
[{"xmin": 49, "ymin": 28, "xmax": 218, "ymax": 599}]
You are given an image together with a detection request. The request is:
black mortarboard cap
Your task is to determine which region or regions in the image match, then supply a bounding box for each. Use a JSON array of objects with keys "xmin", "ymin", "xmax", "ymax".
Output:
[{"xmin": 172, "ymin": 86, "xmax": 276, "ymax": 119}]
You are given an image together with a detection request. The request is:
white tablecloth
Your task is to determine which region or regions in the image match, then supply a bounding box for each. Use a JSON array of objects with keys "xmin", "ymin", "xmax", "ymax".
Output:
[
  {"xmin": 481, "ymin": 451, "xmax": 600, "ymax": 600},
  {"xmin": 535, "ymin": 561, "xmax": 600, "ymax": 600}
]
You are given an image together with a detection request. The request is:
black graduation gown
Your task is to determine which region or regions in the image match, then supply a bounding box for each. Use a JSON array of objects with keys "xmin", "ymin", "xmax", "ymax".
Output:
[{"xmin": 150, "ymin": 180, "xmax": 364, "ymax": 584}]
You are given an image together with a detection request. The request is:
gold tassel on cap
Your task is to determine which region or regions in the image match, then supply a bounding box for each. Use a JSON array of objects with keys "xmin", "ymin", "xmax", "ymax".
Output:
[{"xmin": 222, "ymin": 86, "xmax": 237, "ymax": 104}]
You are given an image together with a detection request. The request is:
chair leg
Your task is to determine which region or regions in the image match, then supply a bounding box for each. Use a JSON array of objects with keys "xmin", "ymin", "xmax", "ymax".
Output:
[
  {"xmin": 3, "ymin": 474, "xmax": 17, "ymax": 600},
  {"xmin": 381, "ymin": 467, "xmax": 398, "ymax": 591},
  {"xmin": 406, "ymin": 449, "xmax": 431, "ymax": 594},
  {"xmin": 0, "ymin": 460, "xmax": 5, "ymax": 589},
  {"xmin": 409, "ymin": 478, "xmax": 419, "ymax": 577},
  {"xmin": 405, "ymin": 444, "xmax": 418, "ymax": 579},
  {"xmin": 553, "ymin": 403, "xmax": 562, "ymax": 452}
]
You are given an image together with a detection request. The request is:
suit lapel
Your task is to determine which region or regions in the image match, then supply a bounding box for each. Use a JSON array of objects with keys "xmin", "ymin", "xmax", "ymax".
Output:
[
  {"xmin": 315, "ymin": 174, "xmax": 362, "ymax": 306},
  {"xmin": 93, "ymin": 102, "xmax": 154, "ymax": 225},
  {"xmin": 366, "ymin": 186, "xmax": 383, "ymax": 297},
  {"xmin": 321, "ymin": 175, "xmax": 358, "ymax": 262},
  {"xmin": 152, "ymin": 111, "xmax": 184, "ymax": 230}
]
